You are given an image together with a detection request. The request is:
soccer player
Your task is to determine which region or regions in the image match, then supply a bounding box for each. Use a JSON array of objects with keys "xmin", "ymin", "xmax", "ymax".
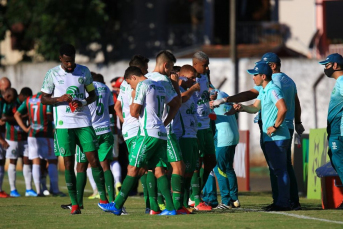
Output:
[
  {"xmin": 212, "ymin": 52, "xmax": 304, "ymax": 210},
  {"xmin": 146, "ymin": 50, "xmax": 185, "ymax": 212},
  {"xmin": 0, "ymin": 77, "xmax": 11, "ymax": 95},
  {"xmin": 2, "ymin": 87, "xmax": 35, "ymax": 197},
  {"xmin": 173, "ymin": 65, "xmax": 200, "ymax": 211},
  {"xmin": 191, "ymin": 51, "xmax": 216, "ymax": 210},
  {"xmin": 14, "ymin": 91, "xmax": 63, "ymax": 196},
  {"xmin": 319, "ymin": 53, "xmax": 343, "ymax": 209},
  {"xmin": 234, "ymin": 62, "xmax": 291, "ymax": 211},
  {"xmin": 109, "ymin": 66, "xmax": 176, "ymax": 216},
  {"xmin": 40, "ymin": 44, "xmax": 108, "ymax": 214}
]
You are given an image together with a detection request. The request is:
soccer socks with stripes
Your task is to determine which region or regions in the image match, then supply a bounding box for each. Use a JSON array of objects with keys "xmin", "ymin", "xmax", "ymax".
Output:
[
  {"xmin": 183, "ymin": 176, "xmax": 192, "ymax": 208},
  {"xmin": 157, "ymin": 175, "xmax": 175, "ymax": 211},
  {"xmin": 32, "ymin": 164, "xmax": 41, "ymax": 194},
  {"xmin": 23, "ymin": 164, "xmax": 32, "ymax": 190},
  {"xmin": 110, "ymin": 161, "xmax": 122, "ymax": 186},
  {"xmin": 191, "ymin": 171, "xmax": 201, "ymax": 206},
  {"xmin": 140, "ymin": 173, "xmax": 150, "ymax": 209},
  {"xmin": 115, "ymin": 175, "xmax": 138, "ymax": 209},
  {"xmin": 91, "ymin": 167, "xmax": 108, "ymax": 202},
  {"xmin": 65, "ymin": 170, "xmax": 78, "ymax": 206},
  {"xmin": 48, "ymin": 164, "xmax": 59, "ymax": 193},
  {"xmin": 76, "ymin": 172, "xmax": 87, "ymax": 207},
  {"xmin": 0, "ymin": 165, "xmax": 4, "ymax": 191},
  {"xmin": 86, "ymin": 167, "xmax": 97, "ymax": 192},
  {"xmin": 147, "ymin": 171, "xmax": 159, "ymax": 212},
  {"xmin": 171, "ymin": 174, "xmax": 183, "ymax": 210},
  {"xmin": 104, "ymin": 170, "xmax": 115, "ymax": 202},
  {"xmin": 8, "ymin": 163, "xmax": 16, "ymax": 191}
]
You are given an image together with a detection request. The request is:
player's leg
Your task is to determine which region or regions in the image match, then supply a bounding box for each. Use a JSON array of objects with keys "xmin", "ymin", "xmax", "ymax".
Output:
[
  {"xmin": 0, "ymin": 145, "xmax": 9, "ymax": 197},
  {"xmin": 202, "ymin": 170, "xmax": 218, "ymax": 207},
  {"xmin": 21, "ymin": 141, "xmax": 36, "ymax": 196},
  {"xmin": 75, "ymin": 146, "xmax": 88, "ymax": 208},
  {"xmin": 225, "ymin": 145, "xmax": 239, "ymax": 207},
  {"xmin": 167, "ymin": 133, "xmax": 185, "ymax": 211},
  {"xmin": 6, "ymin": 140, "xmax": 20, "ymax": 196},
  {"xmin": 86, "ymin": 165, "xmax": 99, "ymax": 199},
  {"xmin": 110, "ymin": 133, "xmax": 122, "ymax": 194},
  {"xmin": 201, "ymin": 128, "xmax": 216, "ymax": 190},
  {"xmin": 40, "ymin": 160, "xmax": 48, "ymax": 195},
  {"xmin": 28, "ymin": 137, "xmax": 41, "ymax": 195},
  {"xmin": 213, "ymin": 166, "xmax": 231, "ymax": 209}
]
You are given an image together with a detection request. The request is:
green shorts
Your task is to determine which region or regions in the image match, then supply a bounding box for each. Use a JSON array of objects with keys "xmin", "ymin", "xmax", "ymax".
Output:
[
  {"xmin": 197, "ymin": 128, "xmax": 215, "ymax": 157},
  {"xmin": 125, "ymin": 136, "xmax": 137, "ymax": 155},
  {"xmin": 76, "ymin": 132, "xmax": 114, "ymax": 163},
  {"xmin": 179, "ymin": 137, "xmax": 198, "ymax": 173},
  {"xmin": 54, "ymin": 126, "xmax": 98, "ymax": 157},
  {"xmin": 129, "ymin": 135, "xmax": 167, "ymax": 169},
  {"xmin": 167, "ymin": 133, "xmax": 183, "ymax": 162}
]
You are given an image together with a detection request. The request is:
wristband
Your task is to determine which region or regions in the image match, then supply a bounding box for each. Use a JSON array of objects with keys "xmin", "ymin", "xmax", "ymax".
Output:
[
  {"xmin": 81, "ymin": 100, "xmax": 87, "ymax": 106},
  {"xmin": 273, "ymin": 124, "xmax": 279, "ymax": 129}
]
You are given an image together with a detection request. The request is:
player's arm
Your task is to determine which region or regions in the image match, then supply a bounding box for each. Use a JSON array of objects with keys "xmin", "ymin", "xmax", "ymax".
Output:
[
  {"xmin": 234, "ymin": 99, "xmax": 261, "ymax": 114},
  {"xmin": 267, "ymin": 98, "xmax": 287, "ymax": 136},
  {"xmin": 14, "ymin": 111, "xmax": 30, "ymax": 133},
  {"xmin": 294, "ymin": 93, "xmax": 304, "ymax": 135},
  {"xmin": 181, "ymin": 83, "xmax": 200, "ymax": 103},
  {"xmin": 164, "ymin": 96, "xmax": 181, "ymax": 126},
  {"xmin": 130, "ymin": 103, "xmax": 142, "ymax": 118},
  {"xmin": 71, "ymin": 83, "xmax": 97, "ymax": 108},
  {"xmin": 170, "ymin": 73, "xmax": 182, "ymax": 102},
  {"xmin": 41, "ymin": 92, "xmax": 72, "ymax": 105},
  {"xmin": 212, "ymin": 89, "xmax": 259, "ymax": 107},
  {"xmin": 114, "ymin": 100, "xmax": 124, "ymax": 123}
]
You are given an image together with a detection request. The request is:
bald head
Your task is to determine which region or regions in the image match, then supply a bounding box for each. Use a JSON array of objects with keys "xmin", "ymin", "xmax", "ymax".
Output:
[
  {"xmin": 3, "ymin": 88, "xmax": 17, "ymax": 104},
  {"xmin": 0, "ymin": 77, "xmax": 11, "ymax": 95}
]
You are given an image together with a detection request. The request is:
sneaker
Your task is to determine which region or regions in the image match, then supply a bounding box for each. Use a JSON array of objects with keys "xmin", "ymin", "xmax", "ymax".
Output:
[
  {"xmin": 265, "ymin": 205, "xmax": 291, "ymax": 211},
  {"xmin": 158, "ymin": 203, "xmax": 166, "ymax": 211},
  {"xmin": 98, "ymin": 201, "xmax": 111, "ymax": 212},
  {"xmin": 10, "ymin": 190, "xmax": 21, "ymax": 197},
  {"xmin": 25, "ymin": 189, "xmax": 37, "ymax": 197},
  {"xmin": 194, "ymin": 202, "xmax": 212, "ymax": 211},
  {"xmin": 121, "ymin": 206, "xmax": 128, "ymax": 215},
  {"xmin": 214, "ymin": 203, "xmax": 232, "ymax": 210},
  {"xmin": 176, "ymin": 206, "xmax": 191, "ymax": 215},
  {"xmin": 115, "ymin": 182, "xmax": 122, "ymax": 196},
  {"xmin": 71, "ymin": 205, "xmax": 81, "ymax": 215},
  {"xmin": 149, "ymin": 209, "xmax": 162, "ymax": 215},
  {"xmin": 290, "ymin": 202, "xmax": 302, "ymax": 210},
  {"xmin": 188, "ymin": 198, "xmax": 195, "ymax": 207},
  {"xmin": 159, "ymin": 209, "xmax": 177, "ymax": 216},
  {"xmin": 261, "ymin": 203, "xmax": 274, "ymax": 210},
  {"xmin": 52, "ymin": 192, "xmax": 67, "ymax": 197},
  {"xmin": 231, "ymin": 199, "xmax": 240, "ymax": 208},
  {"xmin": 37, "ymin": 193, "xmax": 45, "ymax": 197},
  {"xmin": 88, "ymin": 192, "xmax": 100, "ymax": 199},
  {"xmin": 206, "ymin": 201, "xmax": 219, "ymax": 208},
  {"xmin": 109, "ymin": 202, "xmax": 122, "ymax": 216},
  {"xmin": 0, "ymin": 191, "xmax": 10, "ymax": 198},
  {"xmin": 61, "ymin": 203, "xmax": 72, "ymax": 210},
  {"xmin": 145, "ymin": 208, "xmax": 150, "ymax": 214},
  {"xmin": 43, "ymin": 190, "xmax": 50, "ymax": 196}
]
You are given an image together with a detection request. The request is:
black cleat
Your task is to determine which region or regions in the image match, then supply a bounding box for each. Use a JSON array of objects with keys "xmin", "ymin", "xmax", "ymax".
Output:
[{"xmin": 61, "ymin": 203, "xmax": 72, "ymax": 210}]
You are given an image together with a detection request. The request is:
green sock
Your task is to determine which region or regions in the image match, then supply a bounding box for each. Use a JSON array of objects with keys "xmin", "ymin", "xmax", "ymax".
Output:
[
  {"xmin": 200, "ymin": 167, "xmax": 205, "ymax": 189},
  {"xmin": 157, "ymin": 175, "xmax": 175, "ymax": 211},
  {"xmin": 191, "ymin": 171, "xmax": 201, "ymax": 206},
  {"xmin": 157, "ymin": 187, "xmax": 164, "ymax": 205},
  {"xmin": 140, "ymin": 174, "xmax": 150, "ymax": 209},
  {"xmin": 183, "ymin": 177, "xmax": 192, "ymax": 208},
  {"xmin": 65, "ymin": 170, "xmax": 77, "ymax": 206},
  {"xmin": 76, "ymin": 172, "xmax": 87, "ymax": 207},
  {"xmin": 147, "ymin": 171, "xmax": 159, "ymax": 212},
  {"xmin": 91, "ymin": 167, "xmax": 107, "ymax": 201},
  {"xmin": 104, "ymin": 170, "xmax": 115, "ymax": 202},
  {"xmin": 171, "ymin": 174, "xmax": 183, "ymax": 210},
  {"xmin": 115, "ymin": 175, "xmax": 138, "ymax": 208}
]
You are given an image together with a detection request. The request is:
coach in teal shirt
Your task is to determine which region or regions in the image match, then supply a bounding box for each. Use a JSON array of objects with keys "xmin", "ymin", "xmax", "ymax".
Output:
[
  {"xmin": 320, "ymin": 53, "xmax": 343, "ymax": 209},
  {"xmin": 234, "ymin": 61, "xmax": 291, "ymax": 211}
]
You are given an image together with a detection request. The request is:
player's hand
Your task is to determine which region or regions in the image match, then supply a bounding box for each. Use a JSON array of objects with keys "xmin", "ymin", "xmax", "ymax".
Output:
[
  {"xmin": 24, "ymin": 126, "xmax": 31, "ymax": 133},
  {"xmin": 210, "ymin": 91, "xmax": 218, "ymax": 101},
  {"xmin": 0, "ymin": 139, "xmax": 9, "ymax": 149},
  {"xmin": 233, "ymin": 104, "xmax": 243, "ymax": 111},
  {"xmin": 295, "ymin": 123, "xmax": 305, "ymax": 135},
  {"xmin": 191, "ymin": 83, "xmax": 200, "ymax": 91},
  {"xmin": 0, "ymin": 120, "xmax": 5, "ymax": 126},
  {"xmin": 170, "ymin": 73, "xmax": 179, "ymax": 82},
  {"xmin": 71, "ymin": 100, "xmax": 82, "ymax": 108},
  {"xmin": 212, "ymin": 98, "xmax": 226, "ymax": 108},
  {"xmin": 58, "ymin": 94, "xmax": 73, "ymax": 103},
  {"xmin": 267, "ymin": 126, "xmax": 277, "ymax": 136}
]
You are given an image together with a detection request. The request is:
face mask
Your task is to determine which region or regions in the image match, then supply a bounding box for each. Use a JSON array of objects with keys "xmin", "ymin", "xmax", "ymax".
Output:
[{"xmin": 324, "ymin": 66, "xmax": 335, "ymax": 77}]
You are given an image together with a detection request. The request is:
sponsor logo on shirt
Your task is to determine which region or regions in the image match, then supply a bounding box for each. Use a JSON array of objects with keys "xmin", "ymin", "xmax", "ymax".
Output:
[
  {"xmin": 59, "ymin": 147, "xmax": 66, "ymax": 155},
  {"xmin": 66, "ymin": 86, "xmax": 84, "ymax": 99},
  {"xmin": 158, "ymin": 132, "xmax": 167, "ymax": 137},
  {"xmin": 58, "ymin": 80, "xmax": 64, "ymax": 84},
  {"xmin": 197, "ymin": 91, "xmax": 210, "ymax": 105},
  {"xmin": 332, "ymin": 141, "xmax": 337, "ymax": 150}
]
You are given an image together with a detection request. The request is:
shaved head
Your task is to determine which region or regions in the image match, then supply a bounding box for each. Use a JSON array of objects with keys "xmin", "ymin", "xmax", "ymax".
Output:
[
  {"xmin": 179, "ymin": 65, "xmax": 196, "ymax": 76},
  {"xmin": 0, "ymin": 77, "xmax": 11, "ymax": 95},
  {"xmin": 156, "ymin": 50, "xmax": 176, "ymax": 66},
  {"xmin": 3, "ymin": 88, "xmax": 17, "ymax": 104}
]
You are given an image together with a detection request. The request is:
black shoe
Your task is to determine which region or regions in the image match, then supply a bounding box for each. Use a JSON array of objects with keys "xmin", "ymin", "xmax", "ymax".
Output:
[
  {"xmin": 290, "ymin": 202, "xmax": 302, "ymax": 210},
  {"xmin": 61, "ymin": 203, "xmax": 72, "ymax": 210},
  {"xmin": 261, "ymin": 203, "xmax": 274, "ymax": 210},
  {"xmin": 337, "ymin": 201, "xmax": 343, "ymax": 209},
  {"xmin": 265, "ymin": 204, "xmax": 291, "ymax": 211},
  {"xmin": 37, "ymin": 193, "xmax": 45, "ymax": 197}
]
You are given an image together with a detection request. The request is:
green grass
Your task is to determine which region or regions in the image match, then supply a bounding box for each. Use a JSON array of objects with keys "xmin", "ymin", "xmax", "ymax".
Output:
[{"xmin": 1, "ymin": 173, "xmax": 343, "ymax": 229}]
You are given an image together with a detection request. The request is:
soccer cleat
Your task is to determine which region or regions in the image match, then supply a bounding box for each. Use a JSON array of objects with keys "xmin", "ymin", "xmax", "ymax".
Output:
[
  {"xmin": 158, "ymin": 203, "xmax": 166, "ymax": 211},
  {"xmin": 71, "ymin": 205, "xmax": 81, "ymax": 215},
  {"xmin": 231, "ymin": 199, "xmax": 241, "ymax": 208},
  {"xmin": 88, "ymin": 192, "xmax": 100, "ymax": 199},
  {"xmin": 261, "ymin": 203, "xmax": 274, "ymax": 210},
  {"xmin": 37, "ymin": 193, "xmax": 45, "ymax": 197},
  {"xmin": 145, "ymin": 208, "xmax": 150, "ymax": 214},
  {"xmin": 337, "ymin": 201, "xmax": 343, "ymax": 209},
  {"xmin": 10, "ymin": 190, "xmax": 21, "ymax": 197},
  {"xmin": 159, "ymin": 209, "xmax": 177, "ymax": 216},
  {"xmin": 290, "ymin": 202, "xmax": 302, "ymax": 210},
  {"xmin": 265, "ymin": 205, "xmax": 291, "ymax": 212},
  {"xmin": 0, "ymin": 191, "xmax": 10, "ymax": 198},
  {"xmin": 43, "ymin": 190, "xmax": 50, "ymax": 196},
  {"xmin": 176, "ymin": 206, "xmax": 191, "ymax": 215},
  {"xmin": 61, "ymin": 204, "xmax": 72, "ymax": 210},
  {"xmin": 115, "ymin": 182, "xmax": 122, "ymax": 196},
  {"xmin": 121, "ymin": 206, "xmax": 128, "ymax": 215},
  {"xmin": 188, "ymin": 198, "xmax": 195, "ymax": 207},
  {"xmin": 52, "ymin": 192, "xmax": 67, "ymax": 197},
  {"xmin": 107, "ymin": 202, "xmax": 122, "ymax": 216},
  {"xmin": 194, "ymin": 202, "xmax": 212, "ymax": 211},
  {"xmin": 214, "ymin": 203, "xmax": 232, "ymax": 210},
  {"xmin": 25, "ymin": 189, "xmax": 38, "ymax": 197},
  {"xmin": 149, "ymin": 209, "xmax": 162, "ymax": 215}
]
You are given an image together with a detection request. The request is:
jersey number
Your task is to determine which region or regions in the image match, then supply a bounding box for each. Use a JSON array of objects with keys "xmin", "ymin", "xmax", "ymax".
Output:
[
  {"xmin": 32, "ymin": 105, "xmax": 38, "ymax": 121},
  {"xmin": 96, "ymin": 95, "xmax": 104, "ymax": 116},
  {"xmin": 156, "ymin": 96, "xmax": 165, "ymax": 118}
]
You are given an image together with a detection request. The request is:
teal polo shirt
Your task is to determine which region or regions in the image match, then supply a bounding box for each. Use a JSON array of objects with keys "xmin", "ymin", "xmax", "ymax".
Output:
[{"xmin": 327, "ymin": 75, "xmax": 343, "ymax": 137}]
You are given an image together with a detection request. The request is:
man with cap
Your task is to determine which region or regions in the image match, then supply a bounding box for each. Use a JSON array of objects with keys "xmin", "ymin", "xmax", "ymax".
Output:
[
  {"xmin": 234, "ymin": 61, "xmax": 291, "ymax": 211},
  {"xmin": 212, "ymin": 52, "xmax": 304, "ymax": 210},
  {"xmin": 319, "ymin": 53, "xmax": 343, "ymax": 209}
]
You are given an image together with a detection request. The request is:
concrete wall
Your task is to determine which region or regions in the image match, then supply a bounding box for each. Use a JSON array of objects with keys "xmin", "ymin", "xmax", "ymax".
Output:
[{"xmin": 0, "ymin": 58, "xmax": 334, "ymax": 165}]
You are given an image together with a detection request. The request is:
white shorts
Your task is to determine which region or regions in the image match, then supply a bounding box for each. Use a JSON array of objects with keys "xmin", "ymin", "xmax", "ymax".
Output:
[
  {"xmin": 28, "ymin": 137, "xmax": 56, "ymax": 160},
  {"xmin": 5, "ymin": 140, "xmax": 28, "ymax": 159},
  {"xmin": 112, "ymin": 134, "xmax": 119, "ymax": 158}
]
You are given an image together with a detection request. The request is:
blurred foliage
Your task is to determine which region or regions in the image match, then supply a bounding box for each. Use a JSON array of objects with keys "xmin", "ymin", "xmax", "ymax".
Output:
[{"xmin": 1, "ymin": 0, "xmax": 108, "ymax": 60}]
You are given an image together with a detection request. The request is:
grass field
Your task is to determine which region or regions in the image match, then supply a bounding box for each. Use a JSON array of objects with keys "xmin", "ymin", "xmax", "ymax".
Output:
[{"xmin": 1, "ymin": 172, "xmax": 343, "ymax": 229}]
